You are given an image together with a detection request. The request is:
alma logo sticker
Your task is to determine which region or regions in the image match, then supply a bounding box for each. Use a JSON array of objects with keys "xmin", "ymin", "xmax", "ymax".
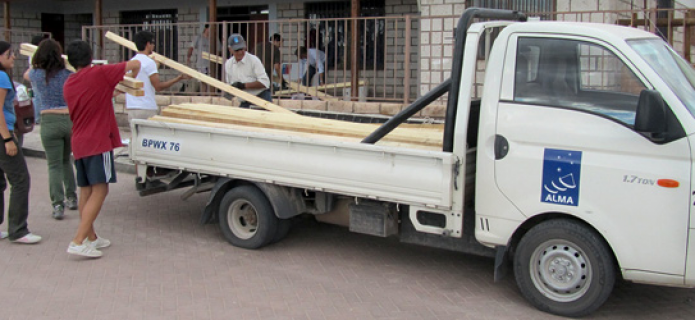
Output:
[{"xmin": 541, "ymin": 149, "xmax": 582, "ymax": 206}]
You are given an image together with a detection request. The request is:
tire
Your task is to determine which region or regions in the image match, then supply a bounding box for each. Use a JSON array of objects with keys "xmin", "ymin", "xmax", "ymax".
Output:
[
  {"xmin": 218, "ymin": 186, "xmax": 278, "ymax": 249},
  {"xmin": 271, "ymin": 218, "xmax": 293, "ymax": 244},
  {"xmin": 513, "ymin": 219, "xmax": 615, "ymax": 317}
]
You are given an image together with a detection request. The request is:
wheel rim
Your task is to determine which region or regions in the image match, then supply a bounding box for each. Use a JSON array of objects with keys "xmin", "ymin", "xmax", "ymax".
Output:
[
  {"xmin": 226, "ymin": 199, "xmax": 259, "ymax": 240},
  {"xmin": 529, "ymin": 239, "xmax": 592, "ymax": 302}
]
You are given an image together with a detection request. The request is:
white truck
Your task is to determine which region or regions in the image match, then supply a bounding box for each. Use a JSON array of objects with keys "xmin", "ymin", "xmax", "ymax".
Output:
[{"xmin": 130, "ymin": 9, "xmax": 695, "ymax": 317}]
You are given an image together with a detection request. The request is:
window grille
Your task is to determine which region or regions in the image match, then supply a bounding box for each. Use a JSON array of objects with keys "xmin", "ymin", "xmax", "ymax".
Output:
[
  {"xmin": 120, "ymin": 9, "xmax": 178, "ymax": 60},
  {"xmin": 305, "ymin": 0, "xmax": 386, "ymax": 70}
]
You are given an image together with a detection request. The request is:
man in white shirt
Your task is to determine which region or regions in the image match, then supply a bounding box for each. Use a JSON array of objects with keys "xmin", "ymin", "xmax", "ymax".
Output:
[
  {"xmin": 296, "ymin": 46, "xmax": 325, "ymax": 86},
  {"xmin": 224, "ymin": 34, "xmax": 271, "ymax": 109},
  {"xmin": 126, "ymin": 30, "xmax": 188, "ymax": 122}
]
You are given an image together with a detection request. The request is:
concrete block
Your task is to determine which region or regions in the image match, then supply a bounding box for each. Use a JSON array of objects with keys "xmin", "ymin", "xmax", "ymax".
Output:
[
  {"xmin": 431, "ymin": 5, "xmax": 452, "ymax": 16},
  {"xmin": 353, "ymin": 102, "xmax": 379, "ymax": 115},
  {"xmin": 212, "ymin": 97, "xmax": 233, "ymax": 106},
  {"xmin": 155, "ymin": 95, "xmax": 172, "ymax": 107},
  {"xmin": 171, "ymin": 95, "xmax": 192, "ymax": 105},
  {"xmin": 420, "ymin": 104, "xmax": 446, "ymax": 119},
  {"xmin": 279, "ymin": 99, "xmax": 302, "ymax": 110},
  {"xmin": 303, "ymin": 99, "xmax": 327, "ymax": 111},
  {"xmin": 380, "ymin": 103, "xmax": 403, "ymax": 116},
  {"xmin": 190, "ymin": 96, "xmax": 212, "ymax": 104},
  {"xmin": 114, "ymin": 94, "xmax": 126, "ymax": 104},
  {"xmin": 113, "ymin": 102, "xmax": 125, "ymax": 113},
  {"xmin": 328, "ymin": 100, "xmax": 354, "ymax": 113}
]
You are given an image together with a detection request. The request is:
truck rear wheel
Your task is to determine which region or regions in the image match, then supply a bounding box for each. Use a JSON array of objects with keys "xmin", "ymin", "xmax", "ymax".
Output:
[
  {"xmin": 218, "ymin": 186, "xmax": 278, "ymax": 249},
  {"xmin": 514, "ymin": 219, "xmax": 615, "ymax": 317}
]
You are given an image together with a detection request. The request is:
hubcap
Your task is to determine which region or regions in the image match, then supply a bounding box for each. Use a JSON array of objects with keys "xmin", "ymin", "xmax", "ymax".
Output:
[
  {"xmin": 530, "ymin": 240, "xmax": 592, "ymax": 302},
  {"xmin": 227, "ymin": 199, "xmax": 258, "ymax": 239}
]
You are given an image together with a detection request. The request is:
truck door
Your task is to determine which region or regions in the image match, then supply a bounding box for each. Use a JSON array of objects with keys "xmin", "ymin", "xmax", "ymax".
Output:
[{"xmin": 493, "ymin": 35, "xmax": 691, "ymax": 276}]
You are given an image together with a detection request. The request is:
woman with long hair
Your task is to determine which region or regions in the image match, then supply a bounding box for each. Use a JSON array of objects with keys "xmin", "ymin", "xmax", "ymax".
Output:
[
  {"xmin": 24, "ymin": 39, "xmax": 77, "ymax": 220},
  {"xmin": 0, "ymin": 41, "xmax": 41, "ymax": 243}
]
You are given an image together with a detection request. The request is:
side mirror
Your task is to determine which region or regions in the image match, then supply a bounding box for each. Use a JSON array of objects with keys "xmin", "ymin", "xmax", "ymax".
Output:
[{"xmin": 634, "ymin": 90, "xmax": 667, "ymax": 134}]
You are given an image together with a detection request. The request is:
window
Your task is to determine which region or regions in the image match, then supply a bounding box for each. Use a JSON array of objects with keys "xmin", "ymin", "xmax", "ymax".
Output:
[
  {"xmin": 120, "ymin": 9, "xmax": 178, "ymax": 60},
  {"xmin": 514, "ymin": 37, "xmax": 646, "ymax": 126},
  {"xmin": 305, "ymin": 0, "xmax": 386, "ymax": 69}
]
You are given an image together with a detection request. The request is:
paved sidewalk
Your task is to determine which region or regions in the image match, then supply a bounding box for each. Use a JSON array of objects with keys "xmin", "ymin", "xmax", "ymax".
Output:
[{"xmin": 22, "ymin": 124, "xmax": 136, "ymax": 174}]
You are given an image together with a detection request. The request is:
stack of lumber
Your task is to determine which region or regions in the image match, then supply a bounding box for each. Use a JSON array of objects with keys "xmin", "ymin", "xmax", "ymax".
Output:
[
  {"xmin": 155, "ymin": 103, "xmax": 444, "ymax": 150},
  {"xmin": 20, "ymin": 42, "xmax": 144, "ymax": 96}
]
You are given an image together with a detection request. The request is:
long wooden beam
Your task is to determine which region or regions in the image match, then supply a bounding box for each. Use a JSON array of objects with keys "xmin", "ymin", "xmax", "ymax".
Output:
[
  {"xmin": 105, "ymin": 31, "xmax": 294, "ymax": 115},
  {"xmin": 202, "ymin": 50, "xmax": 338, "ymax": 101}
]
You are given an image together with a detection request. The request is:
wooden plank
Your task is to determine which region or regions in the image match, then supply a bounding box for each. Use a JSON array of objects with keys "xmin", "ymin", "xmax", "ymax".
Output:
[
  {"xmin": 104, "ymin": 31, "xmax": 294, "ymax": 115},
  {"xmin": 121, "ymin": 76, "xmax": 143, "ymax": 88},
  {"xmin": 284, "ymin": 81, "xmax": 339, "ymax": 101},
  {"xmin": 116, "ymin": 84, "xmax": 144, "ymax": 96},
  {"xmin": 149, "ymin": 115, "xmax": 440, "ymax": 151},
  {"xmin": 201, "ymin": 51, "xmax": 224, "ymax": 64},
  {"xmin": 163, "ymin": 104, "xmax": 442, "ymax": 147},
  {"xmin": 274, "ymin": 80, "xmax": 368, "ymax": 95}
]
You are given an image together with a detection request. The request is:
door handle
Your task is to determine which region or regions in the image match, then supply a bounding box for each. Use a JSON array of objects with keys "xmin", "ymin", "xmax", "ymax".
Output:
[{"xmin": 495, "ymin": 135, "xmax": 509, "ymax": 160}]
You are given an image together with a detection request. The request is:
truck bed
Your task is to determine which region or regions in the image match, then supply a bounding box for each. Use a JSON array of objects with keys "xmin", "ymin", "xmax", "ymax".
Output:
[{"xmin": 131, "ymin": 119, "xmax": 458, "ymax": 210}]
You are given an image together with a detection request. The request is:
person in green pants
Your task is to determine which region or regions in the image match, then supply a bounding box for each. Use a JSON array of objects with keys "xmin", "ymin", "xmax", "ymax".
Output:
[{"xmin": 24, "ymin": 39, "xmax": 77, "ymax": 220}]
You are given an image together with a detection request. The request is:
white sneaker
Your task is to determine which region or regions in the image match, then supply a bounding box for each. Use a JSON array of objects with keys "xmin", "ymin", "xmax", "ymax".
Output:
[
  {"xmin": 67, "ymin": 242, "xmax": 102, "ymax": 258},
  {"xmin": 11, "ymin": 233, "xmax": 42, "ymax": 244},
  {"xmin": 86, "ymin": 237, "xmax": 111, "ymax": 249},
  {"xmin": 0, "ymin": 231, "xmax": 8, "ymax": 239}
]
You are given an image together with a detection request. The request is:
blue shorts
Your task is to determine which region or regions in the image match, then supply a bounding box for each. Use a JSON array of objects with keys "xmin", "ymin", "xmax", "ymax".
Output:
[{"xmin": 75, "ymin": 151, "xmax": 116, "ymax": 187}]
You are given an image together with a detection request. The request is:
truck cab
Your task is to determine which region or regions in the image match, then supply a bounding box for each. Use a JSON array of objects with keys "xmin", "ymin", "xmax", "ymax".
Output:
[{"xmin": 461, "ymin": 20, "xmax": 695, "ymax": 316}]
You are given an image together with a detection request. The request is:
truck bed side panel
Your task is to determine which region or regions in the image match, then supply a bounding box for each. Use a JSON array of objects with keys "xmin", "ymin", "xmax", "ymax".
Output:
[{"xmin": 131, "ymin": 121, "xmax": 456, "ymax": 209}]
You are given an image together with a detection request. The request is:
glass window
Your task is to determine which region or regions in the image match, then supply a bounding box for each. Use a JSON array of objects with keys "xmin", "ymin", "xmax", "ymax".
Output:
[
  {"xmin": 630, "ymin": 38, "xmax": 695, "ymax": 120},
  {"xmin": 514, "ymin": 37, "xmax": 646, "ymax": 126}
]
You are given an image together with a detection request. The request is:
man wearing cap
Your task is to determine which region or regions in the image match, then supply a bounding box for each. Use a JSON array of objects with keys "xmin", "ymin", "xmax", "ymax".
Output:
[{"xmin": 224, "ymin": 34, "xmax": 272, "ymax": 109}]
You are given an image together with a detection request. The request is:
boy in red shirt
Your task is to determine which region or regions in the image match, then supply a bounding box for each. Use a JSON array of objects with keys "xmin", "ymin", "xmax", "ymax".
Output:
[{"xmin": 63, "ymin": 41, "xmax": 140, "ymax": 258}]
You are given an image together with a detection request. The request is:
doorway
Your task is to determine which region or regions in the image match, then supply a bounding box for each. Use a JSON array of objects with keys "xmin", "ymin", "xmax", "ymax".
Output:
[{"xmin": 41, "ymin": 13, "xmax": 65, "ymax": 47}]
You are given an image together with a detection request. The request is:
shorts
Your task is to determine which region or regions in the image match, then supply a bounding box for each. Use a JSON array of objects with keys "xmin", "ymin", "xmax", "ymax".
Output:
[{"xmin": 75, "ymin": 151, "xmax": 116, "ymax": 187}]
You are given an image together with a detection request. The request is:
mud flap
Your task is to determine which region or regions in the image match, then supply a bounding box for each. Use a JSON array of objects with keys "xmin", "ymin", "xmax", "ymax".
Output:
[{"xmin": 494, "ymin": 246, "xmax": 509, "ymax": 282}]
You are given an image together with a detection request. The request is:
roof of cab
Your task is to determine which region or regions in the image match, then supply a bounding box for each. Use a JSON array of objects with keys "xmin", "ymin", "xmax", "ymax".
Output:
[
  {"xmin": 501, "ymin": 21, "xmax": 660, "ymax": 41},
  {"xmin": 468, "ymin": 20, "xmax": 661, "ymax": 43}
]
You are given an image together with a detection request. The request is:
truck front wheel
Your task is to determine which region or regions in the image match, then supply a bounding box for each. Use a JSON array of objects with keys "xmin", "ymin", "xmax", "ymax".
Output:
[
  {"xmin": 218, "ymin": 186, "xmax": 278, "ymax": 249},
  {"xmin": 514, "ymin": 219, "xmax": 615, "ymax": 317}
]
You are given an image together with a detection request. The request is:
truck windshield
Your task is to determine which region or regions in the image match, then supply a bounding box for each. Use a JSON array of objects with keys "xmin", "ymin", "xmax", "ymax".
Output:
[{"xmin": 629, "ymin": 38, "xmax": 695, "ymax": 118}]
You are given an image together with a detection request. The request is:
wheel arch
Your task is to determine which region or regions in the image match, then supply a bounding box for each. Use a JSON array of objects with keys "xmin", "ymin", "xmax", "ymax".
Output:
[
  {"xmin": 201, "ymin": 178, "xmax": 304, "ymax": 224},
  {"xmin": 506, "ymin": 212, "xmax": 621, "ymax": 274}
]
